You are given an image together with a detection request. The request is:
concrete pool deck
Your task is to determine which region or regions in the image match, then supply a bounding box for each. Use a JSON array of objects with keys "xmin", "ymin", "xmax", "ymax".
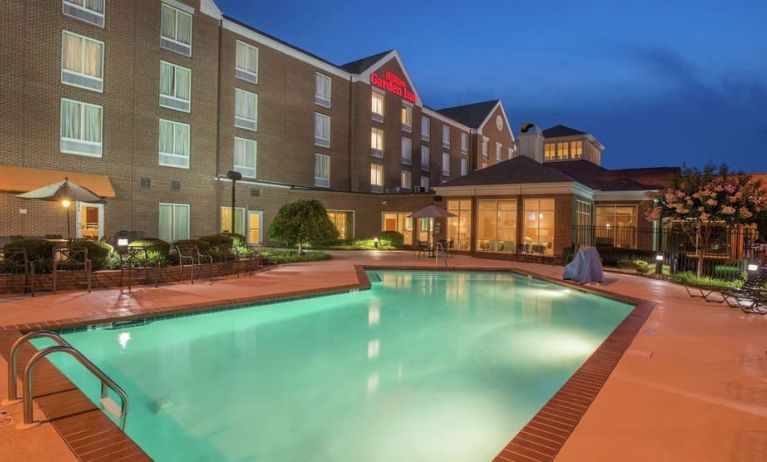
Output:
[{"xmin": 0, "ymin": 250, "xmax": 765, "ymax": 461}]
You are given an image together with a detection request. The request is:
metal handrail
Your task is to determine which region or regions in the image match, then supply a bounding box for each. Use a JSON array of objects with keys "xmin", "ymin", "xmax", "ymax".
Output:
[
  {"xmin": 21, "ymin": 345, "xmax": 129, "ymax": 430},
  {"xmin": 3, "ymin": 331, "xmax": 70, "ymax": 405}
]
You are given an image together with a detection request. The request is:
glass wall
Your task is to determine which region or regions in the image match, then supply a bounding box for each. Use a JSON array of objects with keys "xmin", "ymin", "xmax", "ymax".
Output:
[
  {"xmin": 382, "ymin": 212, "xmax": 413, "ymax": 245},
  {"xmin": 328, "ymin": 210, "xmax": 354, "ymax": 240},
  {"xmin": 595, "ymin": 205, "xmax": 637, "ymax": 248},
  {"xmin": 476, "ymin": 199, "xmax": 518, "ymax": 252},
  {"xmin": 446, "ymin": 200, "xmax": 472, "ymax": 251},
  {"xmin": 523, "ymin": 199, "xmax": 555, "ymax": 255}
]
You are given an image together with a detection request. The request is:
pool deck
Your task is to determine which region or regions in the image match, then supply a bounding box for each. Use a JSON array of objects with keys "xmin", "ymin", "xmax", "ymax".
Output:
[{"xmin": 0, "ymin": 250, "xmax": 765, "ymax": 461}]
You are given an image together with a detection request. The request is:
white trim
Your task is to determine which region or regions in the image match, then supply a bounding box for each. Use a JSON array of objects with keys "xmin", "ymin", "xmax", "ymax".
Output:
[
  {"xmin": 62, "ymin": 0, "xmax": 105, "ymax": 28},
  {"xmin": 421, "ymin": 107, "xmax": 472, "ymax": 132},
  {"xmin": 350, "ymin": 50, "xmax": 423, "ymax": 106},
  {"xmin": 60, "ymin": 98, "xmax": 103, "ymax": 158},
  {"xmin": 477, "ymin": 101, "xmax": 515, "ymax": 142},
  {"xmin": 61, "ymin": 30, "xmax": 105, "ymax": 93},
  {"xmin": 158, "ymin": 118, "xmax": 191, "ymax": 169},
  {"xmin": 200, "ymin": 0, "xmax": 222, "ymax": 19},
  {"xmin": 314, "ymin": 153, "xmax": 331, "ymax": 188},
  {"xmin": 159, "ymin": 60, "xmax": 192, "ymax": 113},
  {"xmin": 433, "ymin": 182, "xmax": 596, "ymax": 198},
  {"xmin": 161, "ymin": 0, "xmax": 194, "ymax": 14},
  {"xmin": 223, "ymin": 19, "xmax": 350, "ymax": 79},
  {"xmin": 594, "ymin": 190, "xmax": 652, "ymax": 201}
]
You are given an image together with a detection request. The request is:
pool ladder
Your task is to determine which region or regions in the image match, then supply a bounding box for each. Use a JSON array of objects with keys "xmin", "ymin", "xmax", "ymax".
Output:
[
  {"xmin": 435, "ymin": 242, "xmax": 449, "ymax": 270},
  {"xmin": 3, "ymin": 331, "xmax": 129, "ymax": 430}
]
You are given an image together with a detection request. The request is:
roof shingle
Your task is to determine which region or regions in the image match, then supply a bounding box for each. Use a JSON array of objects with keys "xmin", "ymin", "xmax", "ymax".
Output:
[{"xmin": 435, "ymin": 100, "xmax": 499, "ymax": 129}]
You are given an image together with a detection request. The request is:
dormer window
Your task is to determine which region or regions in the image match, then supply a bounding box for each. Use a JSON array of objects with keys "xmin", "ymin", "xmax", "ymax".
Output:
[{"xmin": 570, "ymin": 141, "xmax": 583, "ymax": 159}]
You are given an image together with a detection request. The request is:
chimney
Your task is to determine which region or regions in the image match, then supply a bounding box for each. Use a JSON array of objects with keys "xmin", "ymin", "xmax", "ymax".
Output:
[{"xmin": 517, "ymin": 122, "xmax": 543, "ymax": 163}]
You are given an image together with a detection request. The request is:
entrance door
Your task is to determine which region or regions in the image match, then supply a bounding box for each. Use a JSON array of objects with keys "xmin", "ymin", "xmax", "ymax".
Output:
[
  {"xmin": 248, "ymin": 211, "xmax": 263, "ymax": 244},
  {"xmin": 76, "ymin": 202, "xmax": 104, "ymax": 240}
]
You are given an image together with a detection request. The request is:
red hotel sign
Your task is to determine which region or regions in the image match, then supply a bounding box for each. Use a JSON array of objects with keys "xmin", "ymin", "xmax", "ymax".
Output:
[{"xmin": 370, "ymin": 71, "xmax": 417, "ymax": 103}]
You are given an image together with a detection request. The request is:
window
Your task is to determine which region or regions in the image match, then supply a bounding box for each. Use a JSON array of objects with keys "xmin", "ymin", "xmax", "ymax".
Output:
[
  {"xmin": 461, "ymin": 133, "xmax": 468, "ymax": 153},
  {"xmin": 370, "ymin": 127, "xmax": 384, "ymax": 157},
  {"xmin": 495, "ymin": 142, "xmax": 502, "ymax": 161},
  {"xmin": 447, "ymin": 200, "xmax": 472, "ymax": 251},
  {"xmin": 508, "ymin": 147, "xmax": 514, "ymax": 159},
  {"xmin": 460, "ymin": 158, "xmax": 468, "ymax": 176},
  {"xmin": 595, "ymin": 205, "xmax": 638, "ymax": 248},
  {"xmin": 314, "ymin": 153, "xmax": 330, "ymax": 187},
  {"xmin": 234, "ymin": 88, "xmax": 258, "ymax": 131},
  {"xmin": 401, "ymin": 105, "xmax": 412, "ymax": 132},
  {"xmin": 160, "ymin": 3, "xmax": 192, "ymax": 57},
  {"xmin": 233, "ymin": 137, "xmax": 257, "ymax": 177},
  {"xmin": 442, "ymin": 125, "xmax": 450, "ymax": 148},
  {"xmin": 570, "ymin": 140, "xmax": 583, "ymax": 159},
  {"xmin": 159, "ymin": 61, "xmax": 191, "ymax": 112},
  {"xmin": 370, "ymin": 163, "xmax": 383, "ymax": 193},
  {"xmin": 442, "ymin": 152, "xmax": 450, "ymax": 176},
  {"xmin": 477, "ymin": 199, "xmax": 518, "ymax": 253},
  {"xmin": 63, "ymin": 0, "xmax": 105, "ymax": 27},
  {"xmin": 401, "ymin": 137, "xmax": 411, "ymax": 165},
  {"xmin": 315, "ymin": 73, "xmax": 331, "ymax": 108},
  {"xmin": 159, "ymin": 203, "xmax": 189, "ymax": 242},
  {"xmin": 220, "ymin": 207, "xmax": 246, "ymax": 235},
  {"xmin": 159, "ymin": 119, "xmax": 190, "ymax": 168},
  {"xmin": 371, "ymin": 91, "xmax": 384, "ymax": 122},
  {"xmin": 314, "ymin": 113, "xmax": 330, "ymax": 147},
  {"xmin": 235, "ymin": 40, "xmax": 258, "ymax": 83},
  {"xmin": 60, "ymin": 99, "xmax": 102, "ymax": 157},
  {"xmin": 400, "ymin": 169, "xmax": 411, "ymax": 190},
  {"xmin": 420, "ymin": 175, "xmax": 429, "ymax": 192},
  {"xmin": 421, "ymin": 116, "xmax": 430, "ymax": 141},
  {"xmin": 327, "ymin": 211, "xmax": 354, "ymax": 239},
  {"xmin": 61, "ymin": 31, "xmax": 103, "ymax": 92},
  {"xmin": 382, "ymin": 212, "xmax": 414, "ymax": 245},
  {"xmin": 544, "ymin": 143, "xmax": 556, "ymax": 160},
  {"xmin": 420, "ymin": 145, "xmax": 430, "ymax": 171},
  {"xmin": 482, "ymin": 137, "xmax": 489, "ymax": 159},
  {"xmin": 557, "ymin": 142, "xmax": 569, "ymax": 160},
  {"xmin": 576, "ymin": 201, "xmax": 592, "ymax": 227},
  {"xmin": 523, "ymin": 199, "xmax": 555, "ymax": 255}
]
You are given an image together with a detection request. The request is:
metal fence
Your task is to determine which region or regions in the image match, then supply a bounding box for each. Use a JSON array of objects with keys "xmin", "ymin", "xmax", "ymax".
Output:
[{"xmin": 568, "ymin": 225, "xmax": 765, "ymax": 280}]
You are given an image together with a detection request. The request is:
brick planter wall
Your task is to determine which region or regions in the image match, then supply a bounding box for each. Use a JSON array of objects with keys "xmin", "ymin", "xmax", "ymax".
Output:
[{"xmin": 0, "ymin": 260, "xmax": 266, "ymax": 295}]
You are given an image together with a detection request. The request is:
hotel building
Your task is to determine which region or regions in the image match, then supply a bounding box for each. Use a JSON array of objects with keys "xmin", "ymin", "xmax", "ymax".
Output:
[{"xmin": 0, "ymin": 0, "xmax": 677, "ymax": 259}]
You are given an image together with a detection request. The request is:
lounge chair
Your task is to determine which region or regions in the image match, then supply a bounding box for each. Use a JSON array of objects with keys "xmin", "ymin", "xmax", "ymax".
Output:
[
  {"xmin": 720, "ymin": 264, "xmax": 767, "ymax": 314},
  {"xmin": 682, "ymin": 284, "xmax": 727, "ymax": 303}
]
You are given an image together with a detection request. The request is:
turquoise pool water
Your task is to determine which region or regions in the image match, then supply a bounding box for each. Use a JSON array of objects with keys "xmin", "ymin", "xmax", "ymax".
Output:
[{"xmin": 39, "ymin": 271, "xmax": 632, "ymax": 462}]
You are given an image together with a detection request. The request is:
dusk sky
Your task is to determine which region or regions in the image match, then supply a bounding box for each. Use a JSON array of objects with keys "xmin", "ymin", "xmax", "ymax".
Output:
[{"xmin": 217, "ymin": 0, "xmax": 767, "ymax": 171}]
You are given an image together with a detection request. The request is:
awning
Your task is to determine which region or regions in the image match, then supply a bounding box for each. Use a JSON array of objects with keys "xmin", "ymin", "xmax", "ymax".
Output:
[{"xmin": 0, "ymin": 165, "xmax": 116, "ymax": 198}]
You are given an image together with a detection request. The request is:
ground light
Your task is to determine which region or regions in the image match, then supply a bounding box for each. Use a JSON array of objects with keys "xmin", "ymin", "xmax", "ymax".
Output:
[
  {"xmin": 117, "ymin": 238, "xmax": 129, "ymax": 247},
  {"xmin": 747, "ymin": 263, "xmax": 759, "ymax": 272},
  {"xmin": 655, "ymin": 254, "xmax": 664, "ymax": 275}
]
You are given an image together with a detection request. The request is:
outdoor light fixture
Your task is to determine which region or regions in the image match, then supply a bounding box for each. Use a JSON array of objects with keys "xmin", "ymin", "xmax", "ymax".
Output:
[
  {"xmin": 747, "ymin": 263, "xmax": 759, "ymax": 272},
  {"xmin": 655, "ymin": 254, "xmax": 664, "ymax": 276},
  {"xmin": 374, "ymin": 237, "xmax": 379, "ymax": 248},
  {"xmin": 655, "ymin": 254, "xmax": 664, "ymax": 262},
  {"xmin": 226, "ymin": 170, "xmax": 243, "ymax": 235},
  {"xmin": 61, "ymin": 199, "xmax": 71, "ymax": 208},
  {"xmin": 117, "ymin": 238, "xmax": 129, "ymax": 247}
]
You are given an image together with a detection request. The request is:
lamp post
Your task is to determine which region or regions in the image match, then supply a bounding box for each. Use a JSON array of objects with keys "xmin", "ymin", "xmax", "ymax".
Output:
[
  {"xmin": 226, "ymin": 170, "xmax": 243, "ymax": 235},
  {"xmin": 61, "ymin": 199, "xmax": 72, "ymax": 240},
  {"xmin": 655, "ymin": 253, "xmax": 664, "ymax": 276}
]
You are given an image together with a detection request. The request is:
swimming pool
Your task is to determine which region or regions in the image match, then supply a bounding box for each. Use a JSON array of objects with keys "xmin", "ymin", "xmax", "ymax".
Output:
[{"xmin": 39, "ymin": 270, "xmax": 633, "ymax": 461}]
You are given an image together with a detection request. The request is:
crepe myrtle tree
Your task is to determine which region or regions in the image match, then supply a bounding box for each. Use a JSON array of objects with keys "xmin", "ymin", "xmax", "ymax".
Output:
[
  {"xmin": 645, "ymin": 163, "xmax": 767, "ymax": 276},
  {"xmin": 268, "ymin": 199, "xmax": 338, "ymax": 254}
]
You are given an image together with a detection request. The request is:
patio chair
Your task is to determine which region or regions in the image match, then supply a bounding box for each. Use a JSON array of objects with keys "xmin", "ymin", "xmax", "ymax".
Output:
[
  {"xmin": 53, "ymin": 246, "xmax": 91, "ymax": 293},
  {"xmin": 0, "ymin": 247, "xmax": 35, "ymax": 296},
  {"xmin": 117, "ymin": 246, "xmax": 164, "ymax": 291},
  {"xmin": 720, "ymin": 263, "xmax": 767, "ymax": 314},
  {"xmin": 176, "ymin": 244, "xmax": 213, "ymax": 283},
  {"xmin": 682, "ymin": 284, "xmax": 728, "ymax": 303},
  {"xmin": 415, "ymin": 240, "xmax": 430, "ymax": 257}
]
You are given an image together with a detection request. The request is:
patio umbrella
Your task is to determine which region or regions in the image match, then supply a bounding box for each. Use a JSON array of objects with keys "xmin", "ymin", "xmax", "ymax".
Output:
[
  {"xmin": 17, "ymin": 177, "xmax": 104, "ymax": 240},
  {"xmin": 409, "ymin": 205, "xmax": 456, "ymax": 249}
]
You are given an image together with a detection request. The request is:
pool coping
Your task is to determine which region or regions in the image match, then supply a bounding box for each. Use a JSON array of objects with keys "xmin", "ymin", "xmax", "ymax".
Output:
[{"xmin": 1, "ymin": 265, "xmax": 654, "ymax": 462}]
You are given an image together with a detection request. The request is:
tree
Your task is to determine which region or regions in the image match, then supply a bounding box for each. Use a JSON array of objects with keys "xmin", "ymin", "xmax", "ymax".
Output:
[
  {"xmin": 645, "ymin": 163, "xmax": 767, "ymax": 276},
  {"xmin": 268, "ymin": 199, "xmax": 338, "ymax": 254}
]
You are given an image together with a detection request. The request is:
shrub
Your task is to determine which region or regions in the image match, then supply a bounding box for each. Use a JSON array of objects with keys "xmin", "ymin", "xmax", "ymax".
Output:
[
  {"xmin": 260, "ymin": 250, "xmax": 331, "ymax": 264},
  {"xmin": 173, "ymin": 239, "xmax": 211, "ymax": 253},
  {"xmin": 129, "ymin": 238, "xmax": 171, "ymax": 265},
  {"xmin": 672, "ymin": 271, "xmax": 742, "ymax": 289},
  {"xmin": 199, "ymin": 234, "xmax": 234, "ymax": 247},
  {"xmin": 3, "ymin": 238, "xmax": 56, "ymax": 273},
  {"xmin": 713, "ymin": 264, "xmax": 742, "ymax": 281},
  {"xmin": 269, "ymin": 200, "xmax": 339, "ymax": 254},
  {"xmin": 67, "ymin": 239, "xmax": 113, "ymax": 271},
  {"xmin": 378, "ymin": 231, "xmax": 405, "ymax": 249},
  {"xmin": 616, "ymin": 260, "xmax": 635, "ymax": 270},
  {"xmin": 632, "ymin": 260, "xmax": 651, "ymax": 274}
]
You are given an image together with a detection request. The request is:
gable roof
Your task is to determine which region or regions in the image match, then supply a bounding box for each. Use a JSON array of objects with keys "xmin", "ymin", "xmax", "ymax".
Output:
[
  {"xmin": 439, "ymin": 156, "xmax": 575, "ymax": 188},
  {"xmin": 542, "ymin": 125, "xmax": 586, "ymax": 138},
  {"xmin": 435, "ymin": 100, "xmax": 500, "ymax": 129},
  {"xmin": 339, "ymin": 50, "xmax": 394, "ymax": 73}
]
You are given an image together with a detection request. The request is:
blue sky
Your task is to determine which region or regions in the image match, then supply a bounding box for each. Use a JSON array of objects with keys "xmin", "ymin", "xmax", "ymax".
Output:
[{"xmin": 217, "ymin": 0, "xmax": 767, "ymax": 171}]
